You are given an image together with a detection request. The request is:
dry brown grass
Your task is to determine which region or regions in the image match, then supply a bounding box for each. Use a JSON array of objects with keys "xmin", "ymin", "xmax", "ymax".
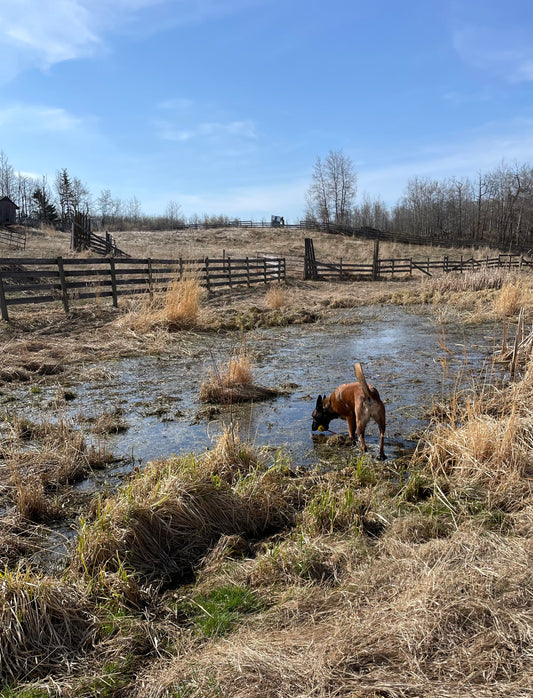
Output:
[
  {"xmin": 135, "ymin": 527, "xmax": 533, "ymax": 697},
  {"xmin": 122, "ymin": 277, "xmax": 206, "ymax": 332},
  {"xmin": 495, "ymin": 279, "xmax": 528, "ymax": 318},
  {"xmin": 418, "ymin": 355, "xmax": 533, "ymax": 509},
  {"xmin": 0, "ymin": 569, "xmax": 98, "ymax": 682},
  {"xmin": 1, "ymin": 418, "xmax": 111, "ymax": 520},
  {"xmin": 71, "ymin": 438, "xmax": 294, "ymax": 585},
  {"xmin": 264, "ymin": 284, "xmax": 287, "ymax": 309},
  {"xmin": 199, "ymin": 346, "xmax": 279, "ymax": 403}
]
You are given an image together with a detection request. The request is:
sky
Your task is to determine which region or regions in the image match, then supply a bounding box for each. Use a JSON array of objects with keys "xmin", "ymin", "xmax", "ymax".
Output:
[{"xmin": 1, "ymin": 0, "xmax": 533, "ymax": 221}]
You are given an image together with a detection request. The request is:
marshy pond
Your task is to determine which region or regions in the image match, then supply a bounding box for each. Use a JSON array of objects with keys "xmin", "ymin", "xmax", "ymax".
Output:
[{"xmin": 12, "ymin": 305, "xmax": 500, "ymax": 479}]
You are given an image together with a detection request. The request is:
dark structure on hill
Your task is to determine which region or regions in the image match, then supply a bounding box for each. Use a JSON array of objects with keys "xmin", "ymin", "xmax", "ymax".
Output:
[{"xmin": 0, "ymin": 196, "xmax": 19, "ymax": 225}]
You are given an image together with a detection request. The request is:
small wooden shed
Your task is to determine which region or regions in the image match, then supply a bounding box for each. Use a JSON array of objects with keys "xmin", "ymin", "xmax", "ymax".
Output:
[{"xmin": 0, "ymin": 196, "xmax": 19, "ymax": 225}]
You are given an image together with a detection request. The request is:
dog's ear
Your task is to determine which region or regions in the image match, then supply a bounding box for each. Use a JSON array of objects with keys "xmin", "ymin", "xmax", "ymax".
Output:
[{"xmin": 315, "ymin": 395, "xmax": 323, "ymax": 409}]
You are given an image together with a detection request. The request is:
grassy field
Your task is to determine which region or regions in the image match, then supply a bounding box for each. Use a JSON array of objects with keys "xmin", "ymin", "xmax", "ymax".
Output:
[{"xmin": 1, "ymin": 227, "xmax": 533, "ymax": 696}]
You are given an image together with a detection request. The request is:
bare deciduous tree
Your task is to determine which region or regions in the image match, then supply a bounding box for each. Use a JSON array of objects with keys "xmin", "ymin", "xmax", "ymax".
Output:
[{"xmin": 306, "ymin": 150, "xmax": 357, "ymax": 226}]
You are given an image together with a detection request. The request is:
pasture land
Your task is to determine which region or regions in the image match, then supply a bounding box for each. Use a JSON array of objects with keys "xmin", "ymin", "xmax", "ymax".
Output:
[{"xmin": 1, "ymin": 226, "xmax": 533, "ymax": 696}]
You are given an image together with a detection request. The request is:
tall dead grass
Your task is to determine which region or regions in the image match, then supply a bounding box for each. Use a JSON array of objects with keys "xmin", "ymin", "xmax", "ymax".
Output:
[
  {"xmin": 419, "ymin": 356, "xmax": 533, "ymax": 508},
  {"xmin": 71, "ymin": 436, "xmax": 295, "ymax": 585},
  {"xmin": 124, "ymin": 277, "xmax": 205, "ymax": 332},
  {"xmin": 264, "ymin": 284, "xmax": 286, "ymax": 309},
  {"xmin": 0, "ymin": 569, "xmax": 97, "ymax": 681},
  {"xmin": 200, "ymin": 346, "xmax": 278, "ymax": 403}
]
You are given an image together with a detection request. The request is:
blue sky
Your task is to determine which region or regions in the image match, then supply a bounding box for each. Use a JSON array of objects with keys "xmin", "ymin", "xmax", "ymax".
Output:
[{"xmin": 1, "ymin": 0, "xmax": 533, "ymax": 221}]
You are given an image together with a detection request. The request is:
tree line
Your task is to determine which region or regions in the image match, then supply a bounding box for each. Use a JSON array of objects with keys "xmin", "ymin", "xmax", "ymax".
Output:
[
  {"xmin": 3, "ymin": 148, "xmax": 533, "ymax": 247},
  {"xmin": 305, "ymin": 152, "xmax": 533, "ymax": 248},
  {"xmin": 0, "ymin": 151, "xmax": 187, "ymax": 231}
]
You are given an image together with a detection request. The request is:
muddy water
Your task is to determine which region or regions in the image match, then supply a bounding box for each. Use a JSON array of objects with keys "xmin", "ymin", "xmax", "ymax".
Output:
[{"xmin": 17, "ymin": 305, "xmax": 499, "ymax": 475}]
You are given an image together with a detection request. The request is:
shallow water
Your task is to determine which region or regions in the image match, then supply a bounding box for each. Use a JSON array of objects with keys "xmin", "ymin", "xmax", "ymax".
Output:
[{"xmin": 12, "ymin": 305, "xmax": 499, "ymax": 476}]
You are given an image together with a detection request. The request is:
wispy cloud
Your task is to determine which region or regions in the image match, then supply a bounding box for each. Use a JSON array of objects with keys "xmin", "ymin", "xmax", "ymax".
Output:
[
  {"xmin": 0, "ymin": 0, "xmax": 267, "ymax": 82},
  {"xmin": 149, "ymin": 177, "xmax": 308, "ymax": 220},
  {"xmin": 156, "ymin": 118, "xmax": 257, "ymax": 143},
  {"xmin": 452, "ymin": 23, "xmax": 533, "ymax": 83},
  {"xmin": 0, "ymin": 104, "xmax": 88, "ymax": 134},
  {"xmin": 359, "ymin": 118, "xmax": 533, "ymax": 204}
]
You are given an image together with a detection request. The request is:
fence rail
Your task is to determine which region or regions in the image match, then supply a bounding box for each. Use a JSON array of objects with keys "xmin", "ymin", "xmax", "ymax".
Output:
[
  {"xmin": 306, "ymin": 253, "xmax": 533, "ymax": 280},
  {"xmin": 71, "ymin": 212, "xmax": 128, "ymax": 257},
  {"xmin": 0, "ymin": 227, "xmax": 26, "ymax": 250},
  {"xmin": 0, "ymin": 255, "xmax": 286, "ymax": 320}
]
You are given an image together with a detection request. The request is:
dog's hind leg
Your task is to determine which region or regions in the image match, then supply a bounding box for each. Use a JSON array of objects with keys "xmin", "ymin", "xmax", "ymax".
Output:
[{"xmin": 346, "ymin": 414, "xmax": 357, "ymax": 442}]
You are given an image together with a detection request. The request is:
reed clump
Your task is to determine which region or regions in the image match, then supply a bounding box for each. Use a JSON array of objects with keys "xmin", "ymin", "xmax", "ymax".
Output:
[
  {"xmin": 71, "ymin": 437, "xmax": 296, "ymax": 585},
  {"xmin": 264, "ymin": 284, "xmax": 287, "ymax": 309},
  {"xmin": 124, "ymin": 277, "xmax": 205, "ymax": 332},
  {"xmin": 0, "ymin": 569, "xmax": 98, "ymax": 682},
  {"xmin": 199, "ymin": 347, "xmax": 279, "ymax": 403}
]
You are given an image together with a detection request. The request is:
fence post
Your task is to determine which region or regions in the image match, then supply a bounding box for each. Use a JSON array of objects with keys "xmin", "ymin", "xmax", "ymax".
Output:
[
  {"xmin": 0, "ymin": 273, "xmax": 8, "ymax": 321},
  {"xmin": 179, "ymin": 257, "xmax": 183, "ymax": 280},
  {"xmin": 228, "ymin": 257, "xmax": 232, "ymax": 288},
  {"xmin": 56, "ymin": 257, "xmax": 70, "ymax": 314},
  {"xmin": 339, "ymin": 257, "xmax": 343, "ymax": 279},
  {"xmin": 109, "ymin": 258, "xmax": 118, "ymax": 308},
  {"xmin": 246, "ymin": 257, "xmax": 250, "ymax": 287},
  {"xmin": 427, "ymin": 257, "xmax": 430, "ymax": 275},
  {"xmin": 278, "ymin": 259, "xmax": 282, "ymax": 282},
  {"xmin": 147, "ymin": 259, "xmax": 154, "ymax": 298},
  {"xmin": 205, "ymin": 257, "xmax": 211, "ymax": 292},
  {"xmin": 372, "ymin": 239, "xmax": 379, "ymax": 281},
  {"xmin": 460, "ymin": 255, "xmax": 463, "ymax": 274},
  {"xmin": 264, "ymin": 258, "xmax": 267, "ymax": 284}
]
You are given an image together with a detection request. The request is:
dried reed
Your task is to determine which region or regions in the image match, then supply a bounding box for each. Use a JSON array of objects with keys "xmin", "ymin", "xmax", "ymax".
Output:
[
  {"xmin": 199, "ymin": 346, "xmax": 278, "ymax": 403},
  {"xmin": 0, "ymin": 569, "xmax": 97, "ymax": 681},
  {"xmin": 265, "ymin": 284, "xmax": 287, "ymax": 309}
]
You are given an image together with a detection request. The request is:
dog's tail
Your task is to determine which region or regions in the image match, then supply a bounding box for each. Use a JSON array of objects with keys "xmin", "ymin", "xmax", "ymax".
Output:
[{"xmin": 354, "ymin": 362, "xmax": 372, "ymax": 399}]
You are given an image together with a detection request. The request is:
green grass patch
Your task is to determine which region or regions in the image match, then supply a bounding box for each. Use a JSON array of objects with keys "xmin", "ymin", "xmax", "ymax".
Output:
[{"xmin": 179, "ymin": 585, "xmax": 262, "ymax": 638}]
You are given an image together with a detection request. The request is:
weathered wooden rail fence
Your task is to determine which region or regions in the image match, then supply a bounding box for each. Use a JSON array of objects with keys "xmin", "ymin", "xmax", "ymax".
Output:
[
  {"xmin": 71, "ymin": 212, "xmax": 127, "ymax": 257},
  {"xmin": 0, "ymin": 255, "xmax": 286, "ymax": 321},
  {"xmin": 0, "ymin": 227, "xmax": 26, "ymax": 251},
  {"xmin": 305, "ymin": 244, "xmax": 533, "ymax": 280}
]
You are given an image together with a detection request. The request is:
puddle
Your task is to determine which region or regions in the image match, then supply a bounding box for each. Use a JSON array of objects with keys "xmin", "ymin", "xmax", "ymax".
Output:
[{"xmin": 5, "ymin": 305, "xmax": 501, "ymax": 476}]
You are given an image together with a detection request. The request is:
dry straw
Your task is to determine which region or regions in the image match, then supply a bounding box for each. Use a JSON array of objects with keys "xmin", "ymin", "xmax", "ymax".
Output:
[
  {"xmin": 72, "ymin": 434, "xmax": 295, "ymax": 584},
  {"xmin": 0, "ymin": 569, "xmax": 97, "ymax": 681},
  {"xmin": 199, "ymin": 346, "xmax": 278, "ymax": 403},
  {"xmin": 265, "ymin": 284, "xmax": 286, "ymax": 309}
]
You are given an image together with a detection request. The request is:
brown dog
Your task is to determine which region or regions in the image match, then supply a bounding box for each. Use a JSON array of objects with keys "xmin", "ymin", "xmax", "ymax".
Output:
[{"xmin": 312, "ymin": 363, "xmax": 386, "ymax": 459}]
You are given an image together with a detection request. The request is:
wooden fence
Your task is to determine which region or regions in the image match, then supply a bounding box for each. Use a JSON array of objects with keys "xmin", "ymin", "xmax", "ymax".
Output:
[
  {"xmin": 0, "ymin": 255, "xmax": 286, "ymax": 321},
  {"xmin": 71, "ymin": 212, "xmax": 128, "ymax": 257},
  {"xmin": 305, "ymin": 252, "xmax": 533, "ymax": 280},
  {"xmin": 0, "ymin": 227, "xmax": 26, "ymax": 250}
]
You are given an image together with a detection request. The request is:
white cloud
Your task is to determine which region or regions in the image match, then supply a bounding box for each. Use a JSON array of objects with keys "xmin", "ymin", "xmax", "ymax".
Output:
[
  {"xmin": 358, "ymin": 118, "xmax": 533, "ymax": 204},
  {"xmin": 156, "ymin": 118, "xmax": 257, "ymax": 142},
  {"xmin": 452, "ymin": 24, "xmax": 533, "ymax": 83},
  {"xmin": 0, "ymin": 0, "xmax": 267, "ymax": 82},
  {"xmin": 0, "ymin": 103, "xmax": 87, "ymax": 134}
]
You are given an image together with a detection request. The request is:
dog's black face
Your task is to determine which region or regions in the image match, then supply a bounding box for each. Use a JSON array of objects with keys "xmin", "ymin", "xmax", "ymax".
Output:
[{"xmin": 312, "ymin": 394, "xmax": 333, "ymax": 432}]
